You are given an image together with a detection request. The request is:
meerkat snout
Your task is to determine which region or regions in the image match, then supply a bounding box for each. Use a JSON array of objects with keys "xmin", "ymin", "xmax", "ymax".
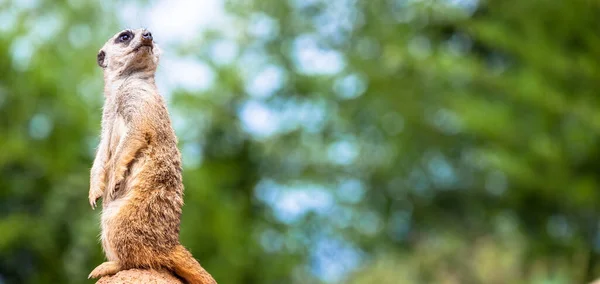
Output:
[
  {"xmin": 135, "ymin": 30, "xmax": 154, "ymax": 50},
  {"xmin": 96, "ymin": 28, "xmax": 161, "ymax": 75},
  {"xmin": 142, "ymin": 31, "xmax": 152, "ymax": 41}
]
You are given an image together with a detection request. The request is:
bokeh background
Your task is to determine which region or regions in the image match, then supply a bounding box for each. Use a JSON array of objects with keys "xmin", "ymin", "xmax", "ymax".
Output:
[{"xmin": 1, "ymin": 0, "xmax": 600, "ymax": 283}]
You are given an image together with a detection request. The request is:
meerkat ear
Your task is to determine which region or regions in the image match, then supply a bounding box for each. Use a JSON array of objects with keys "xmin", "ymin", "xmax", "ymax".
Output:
[{"xmin": 97, "ymin": 50, "xmax": 107, "ymax": 68}]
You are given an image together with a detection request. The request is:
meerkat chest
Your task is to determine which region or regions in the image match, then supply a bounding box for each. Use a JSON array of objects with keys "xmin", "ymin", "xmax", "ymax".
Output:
[{"xmin": 107, "ymin": 115, "xmax": 128, "ymax": 154}]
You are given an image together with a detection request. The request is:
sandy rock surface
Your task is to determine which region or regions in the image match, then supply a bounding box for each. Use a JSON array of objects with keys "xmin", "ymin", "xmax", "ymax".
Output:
[{"xmin": 96, "ymin": 269, "xmax": 183, "ymax": 284}]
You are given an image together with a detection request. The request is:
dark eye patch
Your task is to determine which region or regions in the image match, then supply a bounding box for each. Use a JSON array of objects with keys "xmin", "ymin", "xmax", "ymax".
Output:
[{"xmin": 114, "ymin": 30, "xmax": 134, "ymax": 44}]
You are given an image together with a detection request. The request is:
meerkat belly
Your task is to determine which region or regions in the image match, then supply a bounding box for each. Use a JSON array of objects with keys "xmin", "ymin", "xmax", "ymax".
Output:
[
  {"xmin": 101, "ymin": 196, "xmax": 131, "ymax": 261},
  {"xmin": 101, "ymin": 155, "xmax": 159, "ymax": 261}
]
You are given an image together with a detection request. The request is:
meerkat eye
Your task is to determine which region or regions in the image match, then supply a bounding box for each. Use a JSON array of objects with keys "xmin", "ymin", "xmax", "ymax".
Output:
[{"xmin": 118, "ymin": 32, "xmax": 133, "ymax": 43}]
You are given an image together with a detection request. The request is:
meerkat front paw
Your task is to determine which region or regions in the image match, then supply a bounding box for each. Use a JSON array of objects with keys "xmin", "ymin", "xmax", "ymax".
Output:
[
  {"xmin": 89, "ymin": 165, "xmax": 107, "ymax": 209},
  {"xmin": 89, "ymin": 187, "xmax": 103, "ymax": 209},
  {"xmin": 89, "ymin": 178, "xmax": 105, "ymax": 209},
  {"xmin": 88, "ymin": 261, "xmax": 122, "ymax": 279},
  {"xmin": 107, "ymin": 166, "xmax": 127, "ymax": 193}
]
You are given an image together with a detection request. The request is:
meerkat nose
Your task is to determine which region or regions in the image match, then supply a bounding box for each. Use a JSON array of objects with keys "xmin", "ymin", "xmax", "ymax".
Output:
[{"xmin": 142, "ymin": 31, "xmax": 153, "ymax": 42}]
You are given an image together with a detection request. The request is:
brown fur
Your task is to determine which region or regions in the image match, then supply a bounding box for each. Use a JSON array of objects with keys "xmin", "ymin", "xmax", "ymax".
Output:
[{"xmin": 88, "ymin": 28, "xmax": 216, "ymax": 284}]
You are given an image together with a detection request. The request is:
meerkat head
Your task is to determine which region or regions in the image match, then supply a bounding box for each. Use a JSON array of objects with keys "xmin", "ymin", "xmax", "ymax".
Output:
[{"xmin": 97, "ymin": 28, "xmax": 161, "ymax": 77}]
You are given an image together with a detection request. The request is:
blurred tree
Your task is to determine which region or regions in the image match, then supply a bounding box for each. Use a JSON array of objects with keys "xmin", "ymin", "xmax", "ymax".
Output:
[{"xmin": 185, "ymin": 0, "xmax": 600, "ymax": 282}]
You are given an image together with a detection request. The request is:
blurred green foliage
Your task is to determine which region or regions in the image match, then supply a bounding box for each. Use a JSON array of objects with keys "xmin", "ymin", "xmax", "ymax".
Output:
[{"xmin": 1, "ymin": 0, "xmax": 600, "ymax": 283}]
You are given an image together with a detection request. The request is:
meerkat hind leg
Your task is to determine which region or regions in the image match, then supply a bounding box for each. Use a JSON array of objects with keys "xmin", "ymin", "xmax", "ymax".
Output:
[{"xmin": 88, "ymin": 261, "xmax": 122, "ymax": 279}]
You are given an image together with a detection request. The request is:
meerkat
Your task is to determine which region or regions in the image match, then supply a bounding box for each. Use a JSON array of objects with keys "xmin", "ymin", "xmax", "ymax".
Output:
[{"xmin": 88, "ymin": 28, "xmax": 216, "ymax": 284}]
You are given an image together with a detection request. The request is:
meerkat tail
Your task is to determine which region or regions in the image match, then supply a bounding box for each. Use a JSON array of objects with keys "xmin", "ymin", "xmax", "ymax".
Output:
[{"xmin": 170, "ymin": 245, "xmax": 217, "ymax": 284}]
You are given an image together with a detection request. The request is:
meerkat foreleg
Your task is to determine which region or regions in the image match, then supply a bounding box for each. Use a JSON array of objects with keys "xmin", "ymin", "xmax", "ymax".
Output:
[
  {"xmin": 89, "ymin": 137, "xmax": 109, "ymax": 209},
  {"xmin": 106, "ymin": 131, "xmax": 148, "ymax": 199}
]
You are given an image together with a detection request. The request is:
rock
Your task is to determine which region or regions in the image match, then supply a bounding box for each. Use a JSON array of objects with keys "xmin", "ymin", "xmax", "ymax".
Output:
[{"xmin": 96, "ymin": 269, "xmax": 183, "ymax": 284}]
